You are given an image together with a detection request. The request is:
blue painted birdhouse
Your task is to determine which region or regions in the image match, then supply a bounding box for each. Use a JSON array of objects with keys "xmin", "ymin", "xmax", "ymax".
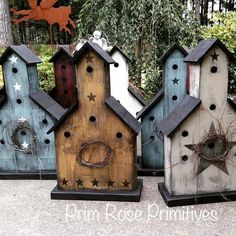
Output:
[
  {"xmin": 137, "ymin": 44, "xmax": 188, "ymax": 175},
  {"xmin": 0, "ymin": 46, "xmax": 65, "ymax": 179}
]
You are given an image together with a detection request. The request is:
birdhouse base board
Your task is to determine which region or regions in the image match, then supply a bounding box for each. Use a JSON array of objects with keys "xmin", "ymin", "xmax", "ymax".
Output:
[
  {"xmin": 158, "ymin": 182, "xmax": 236, "ymax": 207},
  {"xmin": 51, "ymin": 179, "xmax": 143, "ymax": 202},
  {"xmin": 0, "ymin": 171, "xmax": 56, "ymax": 180},
  {"xmin": 138, "ymin": 167, "xmax": 164, "ymax": 176}
]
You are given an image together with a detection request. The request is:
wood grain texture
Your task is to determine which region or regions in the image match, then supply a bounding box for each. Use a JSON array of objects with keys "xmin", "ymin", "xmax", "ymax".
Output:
[
  {"xmin": 0, "ymin": 52, "xmax": 55, "ymax": 173},
  {"xmin": 55, "ymin": 50, "xmax": 137, "ymax": 191},
  {"xmin": 50, "ymin": 53, "xmax": 76, "ymax": 108},
  {"xmin": 140, "ymin": 48, "xmax": 187, "ymax": 169},
  {"xmin": 165, "ymin": 46, "xmax": 236, "ymax": 196}
]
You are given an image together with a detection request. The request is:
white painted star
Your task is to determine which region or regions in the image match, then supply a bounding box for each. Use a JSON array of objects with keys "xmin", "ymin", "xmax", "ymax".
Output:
[
  {"xmin": 22, "ymin": 141, "xmax": 29, "ymax": 149},
  {"xmin": 13, "ymin": 82, "xmax": 21, "ymax": 92},
  {"xmin": 9, "ymin": 55, "xmax": 18, "ymax": 64},
  {"xmin": 18, "ymin": 116, "xmax": 27, "ymax": 122}
]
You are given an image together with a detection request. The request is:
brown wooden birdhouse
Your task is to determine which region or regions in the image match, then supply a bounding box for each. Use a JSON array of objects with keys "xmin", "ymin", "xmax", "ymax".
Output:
[
  {"xmin": 49, "ymin": 47, "xmax": 76, "ymax": 108},
  {"xmin": 49, "ymin": 42, "xmax": 143, "ymax": 201}
]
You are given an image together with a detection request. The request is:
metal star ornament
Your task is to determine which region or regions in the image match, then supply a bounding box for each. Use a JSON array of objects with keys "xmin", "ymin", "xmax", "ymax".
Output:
[
  {"xmin": 62, "ymin": 178, "xmax": 68, "ymax": 186},
  {"xmin": 9, "ymin": 55, "xmax": 18, "ymax": 64},
  {"xmin": 185, "ymin": 122, "xmax": 236, "ymax": 176},
  {"xmin": 13, "ymin": 82, "xmax": 22, "ymax": 92}
]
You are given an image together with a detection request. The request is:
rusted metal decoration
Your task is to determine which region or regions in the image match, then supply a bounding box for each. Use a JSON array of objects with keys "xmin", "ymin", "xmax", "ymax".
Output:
[{"xmin": 11, "ymin": 0, "xmax": 75, "ymax": 34}]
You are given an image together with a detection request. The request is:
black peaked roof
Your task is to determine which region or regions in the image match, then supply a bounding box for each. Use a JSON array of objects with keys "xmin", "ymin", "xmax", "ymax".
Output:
[
  {"xmin": 0, "ymin": 45, "xmax": 41, "ymax": 65},
  {"xmin": 109, "ymin": 45, "xmax": 130, "ymax": 61},
  {"xmin": 159, "ymin": 43, "xmax": 189, "ymax": 63},
  {"xmin": 156, "ymin": 95, "xmax": 201, "ymax": 137},
  {"xmin": 184, "ymin": 39, "xmax": 236, "ymax": 63},
  {"xmin": 128, "ymin": 85, "xmax": 146, "ymax": 106},
  {"xmin": 49, "ymin": 46, "xmax": 73, "ymax": 62},
  {"xmin": 47, "ymin": 96, "xmax": 141, "ymax": 135},
  {"xmin": 136, "ymin": 88, "xmax": 164, "ymax": 119},
  {"xmin": 47, "ymin": 102, "xmax": 77, "ymax": 134},
  {"xmin": 105, "ymin": 96, "xmax": 141, "ymax": 135},
  {"xmin": 71, "ymin": 42, "xmax": 115, "ymax": 65},
  {"xmin": 29, "ymin": 90, "xmax": 67, "ymax": 121}
]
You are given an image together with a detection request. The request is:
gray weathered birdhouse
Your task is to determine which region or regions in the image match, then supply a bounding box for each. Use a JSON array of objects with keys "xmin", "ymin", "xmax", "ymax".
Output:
[{"xmin": 157, "ymin": 39, "xmax": 236, "ymax": 206}]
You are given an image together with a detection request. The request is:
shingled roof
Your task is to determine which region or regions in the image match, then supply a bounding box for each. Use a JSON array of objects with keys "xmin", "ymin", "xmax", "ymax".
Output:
[
  {"xmin": 49, "ymin": 46, "xmax": 73, "ymax": 62},
  {"xmin": 156, "ymin": 95, "xmax": 201, "ymax": 137},
  {"xmin": 136, "ymin": 88, "xmax": 164, "ymax": 119},
  {"xmin": 71, "ymin": 42, "xmax": 115, "ymax": 65},
  {"xmin": 184, "ymin": 39, "xmax": 236, "ymax": 63},
  {"xmin": 29, "ymin": 90, "xmax": 67, "ymax": 121},
  {"xmin": 0, "ymin": 46, "xmax": 41, "ymax": 65},
  {"xmin": 159, "ymin": 43, "xmax": 189, "ymax": 63}
]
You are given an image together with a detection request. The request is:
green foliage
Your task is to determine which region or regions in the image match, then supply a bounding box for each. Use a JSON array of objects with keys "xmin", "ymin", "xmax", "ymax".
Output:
[
  {"xmin": 78, "ymin": 0, "xmax": 200, "ymax": 100},
  {"xmin": 202, "ymin": 12, "xmax": 236, "ymax": 53},
  {"xmin": 202, "ymin": 12, "xmax": 236, "ymax": 93},
  {"xmin": 33, "ymin": 45, "xmax": 55, "ymax": 92}
]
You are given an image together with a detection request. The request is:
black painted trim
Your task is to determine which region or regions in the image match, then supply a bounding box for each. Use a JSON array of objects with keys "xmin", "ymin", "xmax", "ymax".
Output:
[
  {"xmin": 158, "ymin": 182, "xmax": 236, "ymax": 207},
  {"xmin": 51, "ymin": 179, "xmax": 143, "ymax": 202},
  {"xmin": 0, "ymin": 171, "xmax": 56, "ymax": 180}
]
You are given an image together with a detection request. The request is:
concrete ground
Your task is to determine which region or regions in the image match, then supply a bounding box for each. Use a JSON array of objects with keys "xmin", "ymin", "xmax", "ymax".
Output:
[{"xmin": 0, "ymin": 177, "xmax": 235, "ymax": 236}]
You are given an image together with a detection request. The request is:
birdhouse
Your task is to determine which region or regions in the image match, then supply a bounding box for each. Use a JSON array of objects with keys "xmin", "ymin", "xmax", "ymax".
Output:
[
  {"xmin": 137, "ymin": 44, "xmax": 188, "ymax": 176},
  {"xmin": 49, "ymin": 42, "xmax": 143, "ymax": 201},
  {"xmin": 109, "ymin": 45, "xmax": 146, "ymax": 117},
  {"xmin": 0, "ymin": 46, "xmax": 65, "ymax": 179},
  {"xmin": 49, "ymin": 47, "xmax": 76, "ymax": 108},
  {"xmin": 157, "ymin": 39, "xmax": 236, "ymax": 206},
  {"xmin": 109, "ymin": 45, "xmax": 146, "ymax": 160}
]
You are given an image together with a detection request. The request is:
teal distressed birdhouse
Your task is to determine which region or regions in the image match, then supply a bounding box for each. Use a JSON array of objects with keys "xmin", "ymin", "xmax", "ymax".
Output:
[
  {"xmin": 0, "ymin": 46, "xmax": 65, "ymax": 179},
  {"xmin": 137, "ymin": 44, "xmax": 188, "ymax": 176}
]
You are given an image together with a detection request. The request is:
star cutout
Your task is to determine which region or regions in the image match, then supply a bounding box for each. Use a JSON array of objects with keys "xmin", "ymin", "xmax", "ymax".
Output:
[
  {"xmin": 172, "ymin": 78, "xmax": 179, "ymax": 84},
  {"xmin": 21, "ymin": 141, "xmax": 29, "ymax": 149},
  {"xmin": 85, "ymin": 54, "xmax": 93, "ymax": 63},
  {"xmin": 13, "ymin": 82, "xmax": 21, "ymax": 92},
  {"xmin": 87, "ymin": 93, "xmax": 96, "ymax": 102},
  {"xmin": 185, "ymin": 122, "xmax": 236, "ymax": 176},
  {"xmin": 211, "ymin": 52, "xmax": 219, "ymax": 61},
  {"xmin": 107, "ymin": 179, "xmax": 115, "ymax": 187},
  {"xmin": 18, "ymin": 116, "xmax": 27, "ymax": 122},
  {"xmin": 62, "ymin": 178, "xmax": 68, "ymax": 186},
  {"xmin": 9, "ymin": 55, "xmax": 18, "ymax": 64},
  {"xmin": 92, "ymin": 178, "xmax": 99, "ymax": 187},
  {"xmin": 76, "ymin": 179, "xmax": 84, "ymax": 186},
  {"xmin": 122, "ymin": 179, "xmax": 130, "ymax": 188}
]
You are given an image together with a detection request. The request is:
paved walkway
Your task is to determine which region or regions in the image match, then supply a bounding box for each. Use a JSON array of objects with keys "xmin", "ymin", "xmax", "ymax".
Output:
[{"xmin": 0, "ymin": 177, "xmax": 235, "ymax": 236}]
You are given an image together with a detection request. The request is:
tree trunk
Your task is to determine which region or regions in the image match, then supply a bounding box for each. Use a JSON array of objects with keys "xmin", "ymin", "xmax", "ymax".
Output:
[
  {"xmin": 195, "ymin": 0, "xmax": 201, "ymax": 22},
  {"xmin": 0, "ymin": 0, "xmax": 13, "ymax": 45}
]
